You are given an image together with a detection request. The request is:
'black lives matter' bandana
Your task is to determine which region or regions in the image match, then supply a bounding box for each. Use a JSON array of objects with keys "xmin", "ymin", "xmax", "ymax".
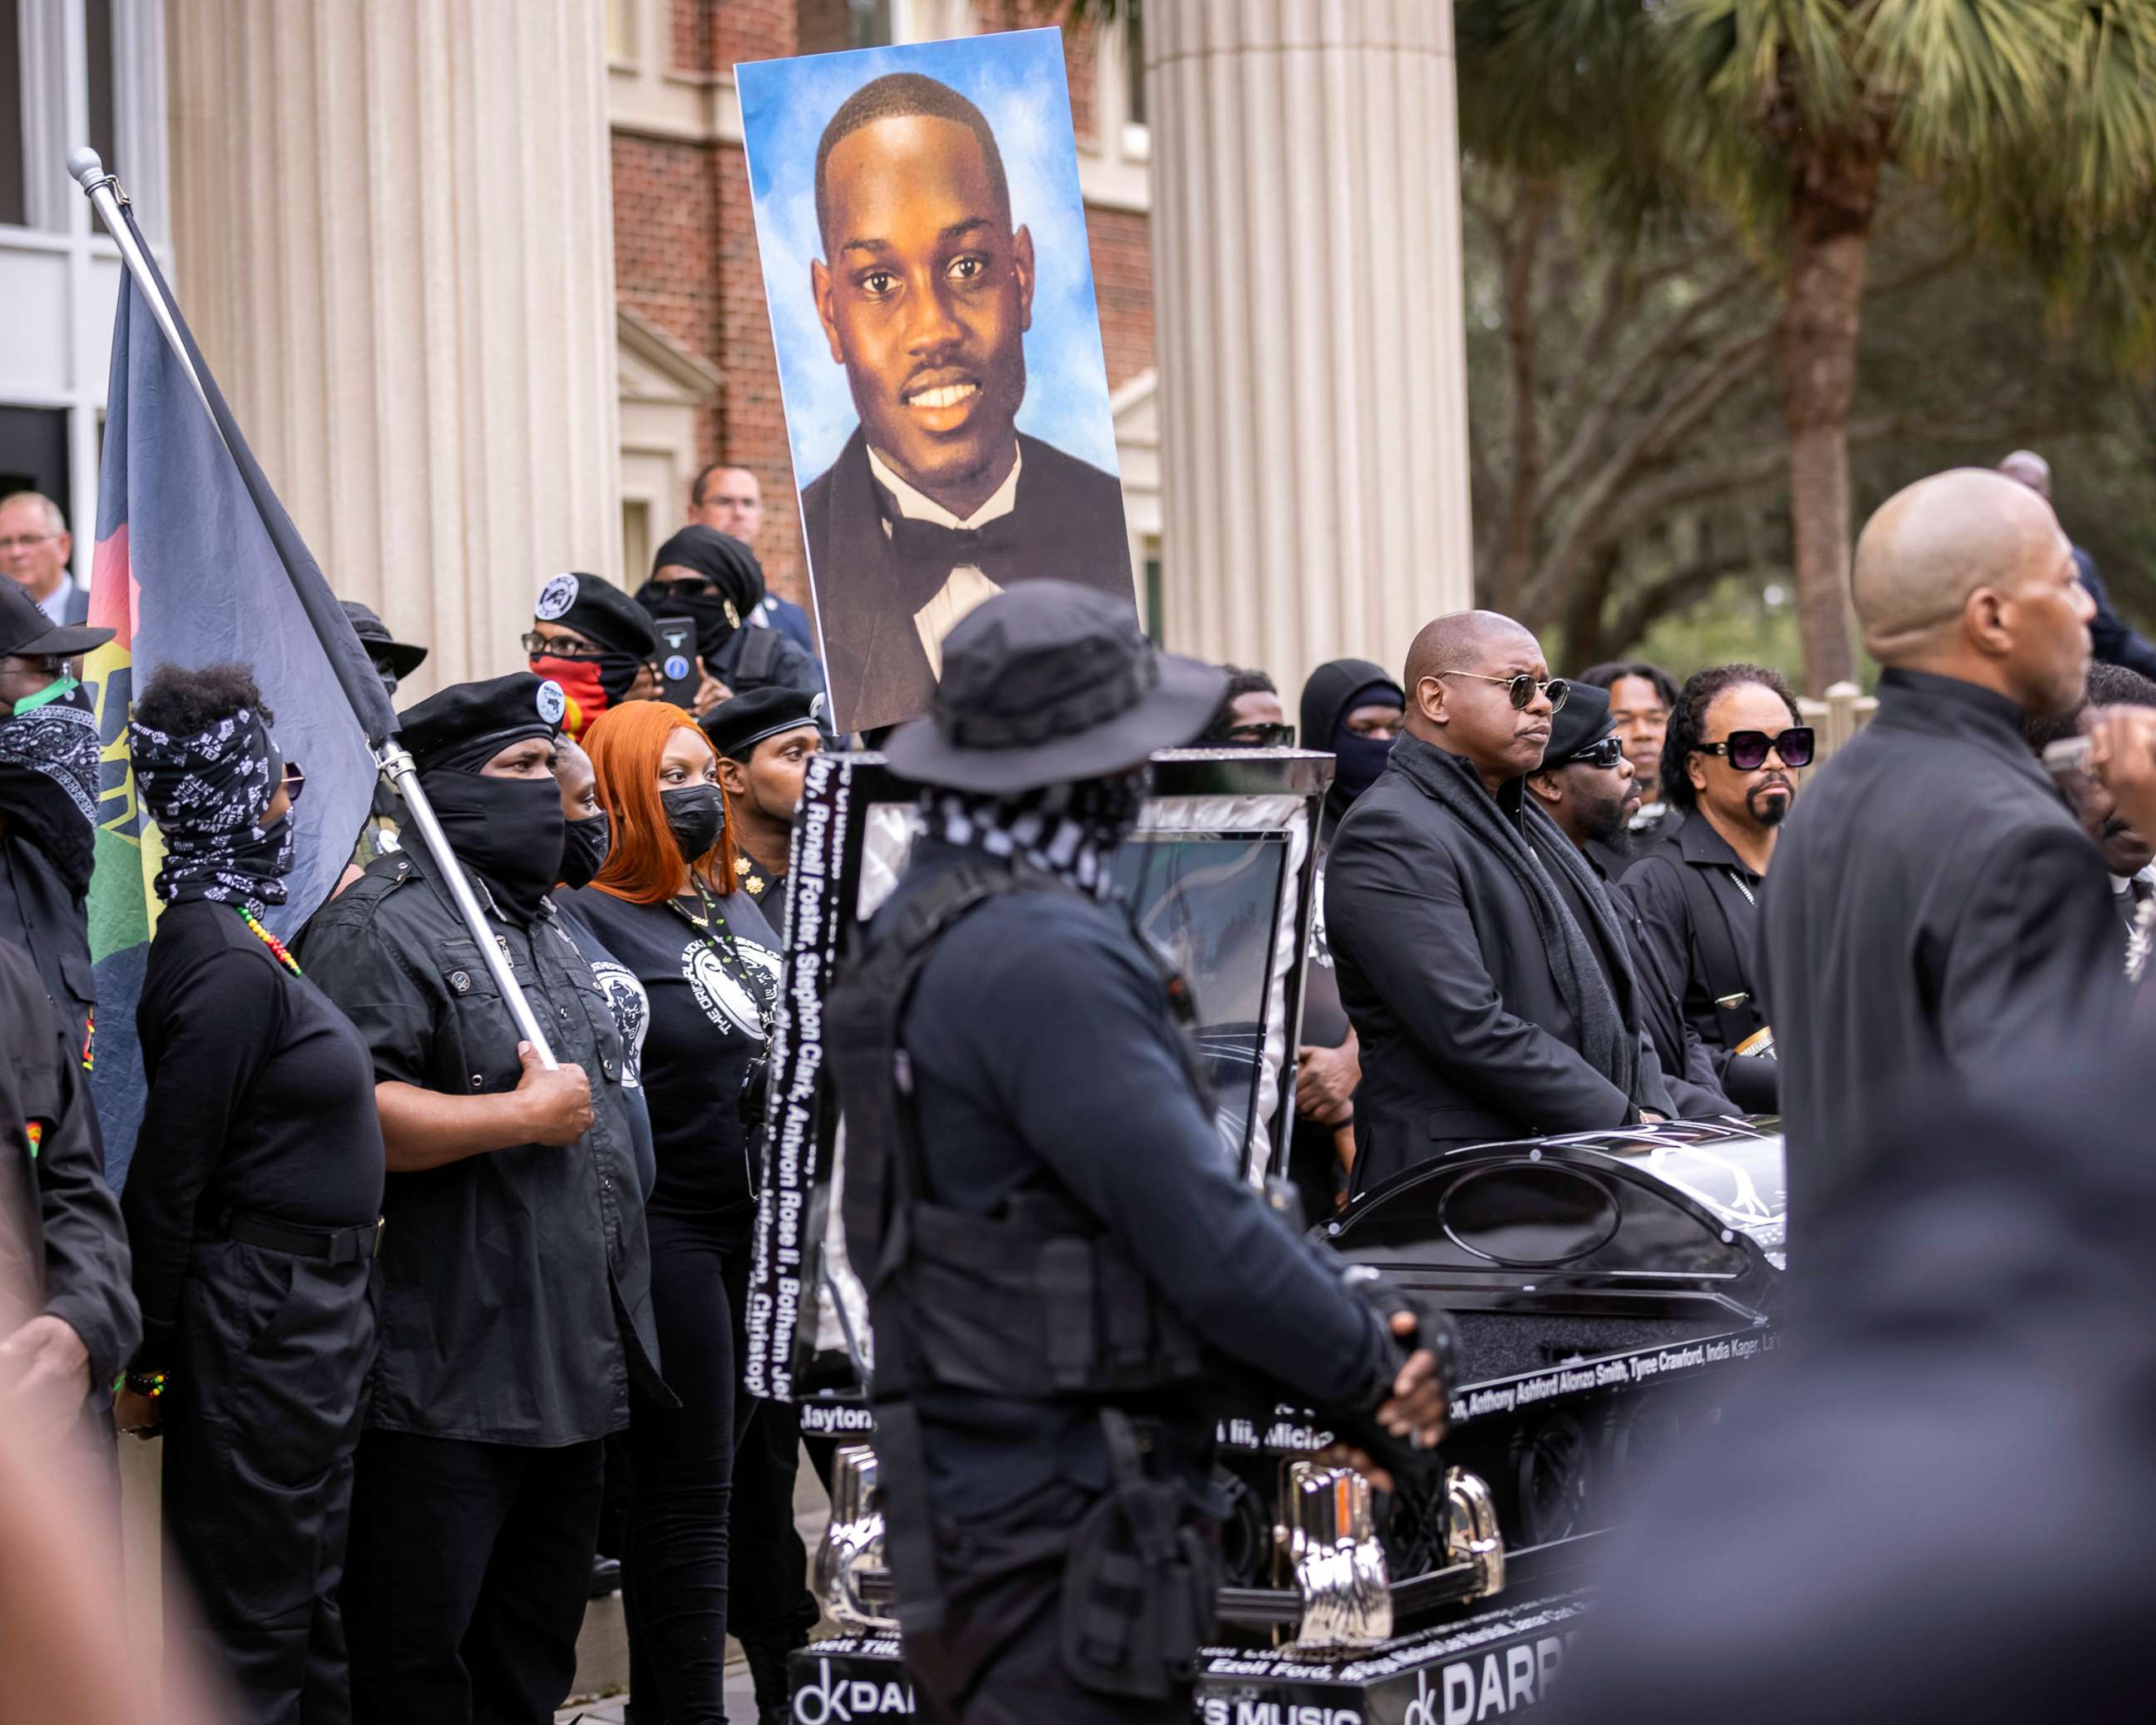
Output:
[{"xmin": 129, "ymin": 705, "xmax": 294, "ymax": 917}]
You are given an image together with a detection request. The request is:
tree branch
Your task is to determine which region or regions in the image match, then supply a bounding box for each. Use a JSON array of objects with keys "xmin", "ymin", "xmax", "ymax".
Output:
[{"xmin": 1536, "ymin": 254, "xmax": 1766, "ymax": 513}]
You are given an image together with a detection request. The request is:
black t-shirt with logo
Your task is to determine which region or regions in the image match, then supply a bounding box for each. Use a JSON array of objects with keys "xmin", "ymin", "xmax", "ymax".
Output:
[{"xmin": 564, "ymin": 883, "xmax": 779, "ymax": 1229}]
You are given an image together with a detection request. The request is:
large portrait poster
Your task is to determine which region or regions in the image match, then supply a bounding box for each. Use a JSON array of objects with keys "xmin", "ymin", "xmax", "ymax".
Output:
[{"xmin": 737, "ymin": 28, "xmax": 1137, "ymax": 736}]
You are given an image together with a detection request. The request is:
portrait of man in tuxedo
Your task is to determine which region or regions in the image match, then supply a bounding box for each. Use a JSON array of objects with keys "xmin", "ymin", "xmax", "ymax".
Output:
[{"xmin": 799, "ymin": 71, "xmax": 1135, "ymax": 734}]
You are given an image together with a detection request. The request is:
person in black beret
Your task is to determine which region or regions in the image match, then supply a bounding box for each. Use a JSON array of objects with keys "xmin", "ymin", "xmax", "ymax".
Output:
[
  {"xmin": 1525, "ymin": 683, "xmax": 1735, "ymax": 1120},
  {"xmin": 639, "ymin": 526, "xmax": 824, "ymax": 718},
  {"xmin": 702, "ymin": 685, "xmax": 827, "ymax": 927},
  {"xmin": 337, "ymin": 600, "xmax": 428, "ymax": 697},
  {"xmin": 300, "ymin": 672, "xmax": 664, "ymax": 1725},
  {"xmin": 526, "ymin": 571, "xmax": 659, "ymax": 739}
]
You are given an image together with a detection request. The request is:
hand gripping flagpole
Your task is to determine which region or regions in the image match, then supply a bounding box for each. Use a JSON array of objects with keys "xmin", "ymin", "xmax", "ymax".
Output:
[{"xmin": 69, "ymin": 146, "xmax": 559, "ymax": 1067}]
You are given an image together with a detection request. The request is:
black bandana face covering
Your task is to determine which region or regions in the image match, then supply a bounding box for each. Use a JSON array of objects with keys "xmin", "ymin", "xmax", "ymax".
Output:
[
  {"xmin": 420, "ymin": 769, "xmax": 566, "ymax": 922},
  {"xmin": 923, "ymin": 769, "xmax": 1151, "ymax": 897},
  {"xmin": 129, "ymin": 704, "xmax": 294, "ymax": 917},
  {"xmin": 0, "ymin": 679, "xmax": 101, "ymax": 897}
]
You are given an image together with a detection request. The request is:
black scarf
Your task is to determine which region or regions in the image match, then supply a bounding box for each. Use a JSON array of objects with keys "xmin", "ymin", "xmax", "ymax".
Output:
[
  {"xmin": 0, "ymin": 680, "xmax": 101, "ymax": 899},
  {"xmin": 128, "ymin": 705, "xmax": 294, "ymax": 918},
  {"xmin": 921, "ymin": 771, "xmax": 1150, "ymax": 899},
  {"xmin": 1387, "ymin": 734, "xmax": 1640, "ymax": 1100},
  {"xmin": 641, "ymin": 526, "xmax": 764, "ymax": 652}
]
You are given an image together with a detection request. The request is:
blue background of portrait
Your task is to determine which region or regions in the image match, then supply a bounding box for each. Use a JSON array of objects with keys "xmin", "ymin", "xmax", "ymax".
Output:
[{"xmin": 736, "ymin": 28, "xmax": 1122, "ymax": 492}]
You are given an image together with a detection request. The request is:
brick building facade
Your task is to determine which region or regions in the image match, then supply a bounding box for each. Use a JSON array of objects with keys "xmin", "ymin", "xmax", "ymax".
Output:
[{"xmin": 606, "ymin": 0, "xmax": 1158, "ymax": 613}]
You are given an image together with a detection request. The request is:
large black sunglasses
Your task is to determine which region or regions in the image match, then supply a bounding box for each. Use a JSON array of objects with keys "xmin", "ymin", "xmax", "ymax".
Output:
[
  {"xmin": 1556, "ymin": 735, "xmax": 1625, "ymax": 771},
  {"xmin": 1694, "ymin": 726, "xmax": 1815, "ymax": 771},
  {"xmin": 1440, "ymin": 670, "xmax": 1569, "ymax": 714}
]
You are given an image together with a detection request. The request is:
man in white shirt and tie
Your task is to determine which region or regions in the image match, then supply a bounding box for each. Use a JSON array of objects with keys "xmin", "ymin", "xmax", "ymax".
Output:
[
  {"xmin": 799, "ymin": 72, "xmax": 1134, "ymax": 734},
  {"xmin": 0, "ymin": 493, "xmax": 88, "ymax": 628}
]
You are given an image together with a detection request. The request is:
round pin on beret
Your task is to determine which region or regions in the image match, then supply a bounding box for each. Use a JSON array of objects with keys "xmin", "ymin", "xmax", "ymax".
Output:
[
  {"xmin": 536, "ymin": 573, "xmax": 579, "ymax": 621},
  {"xmin": 536, "ymin": 680, "xmax": 566, "ymax": 725}
]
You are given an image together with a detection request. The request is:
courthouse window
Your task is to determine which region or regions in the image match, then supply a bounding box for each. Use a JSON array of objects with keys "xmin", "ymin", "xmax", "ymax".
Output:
[{"xmin": 1, "ymin": 0, "xmax": 23, "ymax": 227}]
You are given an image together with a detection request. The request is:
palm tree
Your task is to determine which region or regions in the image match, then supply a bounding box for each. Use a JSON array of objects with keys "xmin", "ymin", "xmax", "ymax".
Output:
[{"xmin": 1459, "ymin": 0, "xmax": 2156, "ymax": 690}]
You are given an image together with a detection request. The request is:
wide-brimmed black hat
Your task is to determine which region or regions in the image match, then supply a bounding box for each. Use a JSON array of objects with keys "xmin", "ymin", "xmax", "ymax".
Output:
[
  {"xmin": 1543, "ymin": 680, "xmax": 1618, "ymax": 768},
  {"xmin": 339, "ymin": 600, "xmax": 429, "ymax": 678},
  {"xmin": 886, "ymin": 581, "xmax": 1228, "ymax": 794},
  {"xmin": 0, "ymin": 576, "xmax": 111, "ymax": 660}
]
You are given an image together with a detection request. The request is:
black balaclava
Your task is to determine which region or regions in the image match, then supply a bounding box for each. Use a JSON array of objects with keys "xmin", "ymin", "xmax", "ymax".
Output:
[
  {"xmin": 1300, "ymin": 659, "xmax": 1404, "ymax": 831},
  {"xmin": 0, "ymin": 675, "xmax": 101, "ymax": 898},
  {"xmin": 639, "ymin": 526, "xmax": 765, "ymax": 652},
  {"xmin": 409, "ymin": 709, "xmax": 566, "ymax": 923},
  {"xmin": 922, "ymin": 769, "xmax": 1151, "ymax": 899},
  {"xmin": 129, "ymin": 704, "xmax": 294, "ymax": 919},
  {"xmin": 420, "ymin": 770, "xmax": 564, "ymax": 922},
  {"xmin": 559, "ymin": 812, "xmax": 610, "ymax": 891}
]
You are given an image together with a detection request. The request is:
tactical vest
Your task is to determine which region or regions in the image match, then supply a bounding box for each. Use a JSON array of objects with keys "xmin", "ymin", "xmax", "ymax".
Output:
[{"xmin": 823, "ymin": 858, "xmax": 1210, "ymax": 1636}]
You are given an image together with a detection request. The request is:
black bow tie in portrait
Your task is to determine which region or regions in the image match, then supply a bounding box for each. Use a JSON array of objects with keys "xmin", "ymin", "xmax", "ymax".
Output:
[{"xmin": 885, "ymin": 512, "xmax": 1021, "ymax": 571}]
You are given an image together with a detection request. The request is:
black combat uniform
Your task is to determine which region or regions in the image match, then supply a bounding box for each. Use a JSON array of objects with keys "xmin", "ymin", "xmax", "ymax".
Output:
[
  {"xmin": 301, "ymin": 675, "xmax": 661, "ymax": 1725},
  {"xmin": 833, "ymin": 584, "xmax": 1447, "ymax": 1723},
  {"xmin": 0, "ymin": 586, "xmax": 138, "ymax": 1448}
]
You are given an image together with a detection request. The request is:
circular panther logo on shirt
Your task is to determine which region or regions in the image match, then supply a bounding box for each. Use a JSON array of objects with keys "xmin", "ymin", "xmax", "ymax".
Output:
[
  {"xmin": 536, "ymin": 573, "xmax": 579, "ymax": 620},
  {"xmin": 682, "ymin": 936, "xmax": 782, "ymax": 1038},
  {"xmin": 535, "ymin": 680, "xmax": 566, "ymax": 725}
]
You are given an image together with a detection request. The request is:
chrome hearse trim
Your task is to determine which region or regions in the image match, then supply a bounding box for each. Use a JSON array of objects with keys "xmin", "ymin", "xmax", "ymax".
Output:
[
  {"xmin": 1443, "ymin": 1466, "xmax": 1505, "ymax": 1599},
  {"xmin": 815, "ymin": 1443, "xmax": 898, "ymax": 1632},
  {"xmin": 1281, "ymin": 1461, "xmax": 1393, "ymax": 1652}
]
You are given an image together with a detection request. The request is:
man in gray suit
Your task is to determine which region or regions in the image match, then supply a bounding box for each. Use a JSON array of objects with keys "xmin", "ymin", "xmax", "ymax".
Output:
[{"xmin": 0, "ymin": 493, "xmax": 88, "ymax": 628}]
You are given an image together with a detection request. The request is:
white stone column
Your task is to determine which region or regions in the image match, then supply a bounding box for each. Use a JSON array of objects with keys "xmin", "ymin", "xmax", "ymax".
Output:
[
  {"xmin": 166, "ymin": 0, "xmax": 622, "ymax": 696},
  {"xmin": 1146, "ymin": 0, "xmax": 1473, "ymax": 700}
]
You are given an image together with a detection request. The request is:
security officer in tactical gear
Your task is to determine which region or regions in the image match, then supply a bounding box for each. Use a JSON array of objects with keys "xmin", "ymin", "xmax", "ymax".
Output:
[{"xmin": 826, "ymin": 582, "xmax": 1454, "ymax": 1723}]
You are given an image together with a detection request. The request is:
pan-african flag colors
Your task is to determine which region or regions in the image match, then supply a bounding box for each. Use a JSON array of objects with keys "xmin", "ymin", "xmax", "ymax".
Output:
[{"xmin": 85, "ymin": 240, "xmax": 394, "ymax": 1184}]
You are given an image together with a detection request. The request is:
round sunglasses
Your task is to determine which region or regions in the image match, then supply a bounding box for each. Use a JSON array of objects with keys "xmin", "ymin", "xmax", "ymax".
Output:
[
  {"xmin": 1694, "ymin": 726, "xmax": 1815, "ymax": 771},
  {"xmin": 1439, "ymin": 670, "xmax": 1570, "ymax": 714}
]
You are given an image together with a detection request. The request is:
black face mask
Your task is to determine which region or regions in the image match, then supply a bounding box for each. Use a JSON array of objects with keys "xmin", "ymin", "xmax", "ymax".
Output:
[
  {"xmin": 643, "ymin": 591, "xmax": 739, "ymax": 655},
  {"xmin": 661, "ymin": 783, "xmax": 725, "ymax": 862},
  {"xmin": 559, "ymin": 812, "xmax": 609, "ymax": 890},
  {"xmin": 1332, "ymin": 727, "xmax": 1397, "ymax": 806},
  {"xmin": 420, "ymin": 769, "xmax": 566, "ymax": 922}
]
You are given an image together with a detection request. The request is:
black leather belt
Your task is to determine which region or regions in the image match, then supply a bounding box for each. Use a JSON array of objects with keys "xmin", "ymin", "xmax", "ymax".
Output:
[{"xmin": 223, "ymin": 1210, "xmax": 383, "ymax": 1265}]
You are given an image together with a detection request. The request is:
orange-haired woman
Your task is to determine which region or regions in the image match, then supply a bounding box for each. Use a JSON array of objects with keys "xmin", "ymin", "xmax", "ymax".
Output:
[{"xmin": 566, "ymin": 699, "xmax": 779, "ymax": 1723}]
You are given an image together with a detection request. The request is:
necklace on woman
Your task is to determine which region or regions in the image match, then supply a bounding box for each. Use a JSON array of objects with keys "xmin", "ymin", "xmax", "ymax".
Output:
[
  {"xmin": 233, "ymin": 903, "xmax": 302, "ymax": 977},
  {"xmin": 669, "ymin": 880, "xmax": 773, "ymax": 1032}
]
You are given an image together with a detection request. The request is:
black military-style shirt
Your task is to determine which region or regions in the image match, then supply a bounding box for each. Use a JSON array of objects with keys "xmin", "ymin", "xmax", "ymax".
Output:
[{"xmin": 300, "ymin": 843, "xmax": 660, "ymax": 1446}]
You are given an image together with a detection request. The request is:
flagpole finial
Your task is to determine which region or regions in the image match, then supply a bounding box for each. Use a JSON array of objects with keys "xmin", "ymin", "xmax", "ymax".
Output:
[{"xmin": 67, "ymin": 146, "xmax": 109, "ymax": 189}]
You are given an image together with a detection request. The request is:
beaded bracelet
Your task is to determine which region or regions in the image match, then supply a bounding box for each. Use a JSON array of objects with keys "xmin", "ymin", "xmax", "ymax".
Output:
[{"xmin": 123, "ymin": 1370, "xmax": 169, "ymax": 1400}]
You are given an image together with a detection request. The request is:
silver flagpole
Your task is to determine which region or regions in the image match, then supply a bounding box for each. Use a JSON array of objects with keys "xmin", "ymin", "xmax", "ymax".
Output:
[{"xmin": 68, "ymin": 146, "xmax": 560, "ymax": 1066}]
